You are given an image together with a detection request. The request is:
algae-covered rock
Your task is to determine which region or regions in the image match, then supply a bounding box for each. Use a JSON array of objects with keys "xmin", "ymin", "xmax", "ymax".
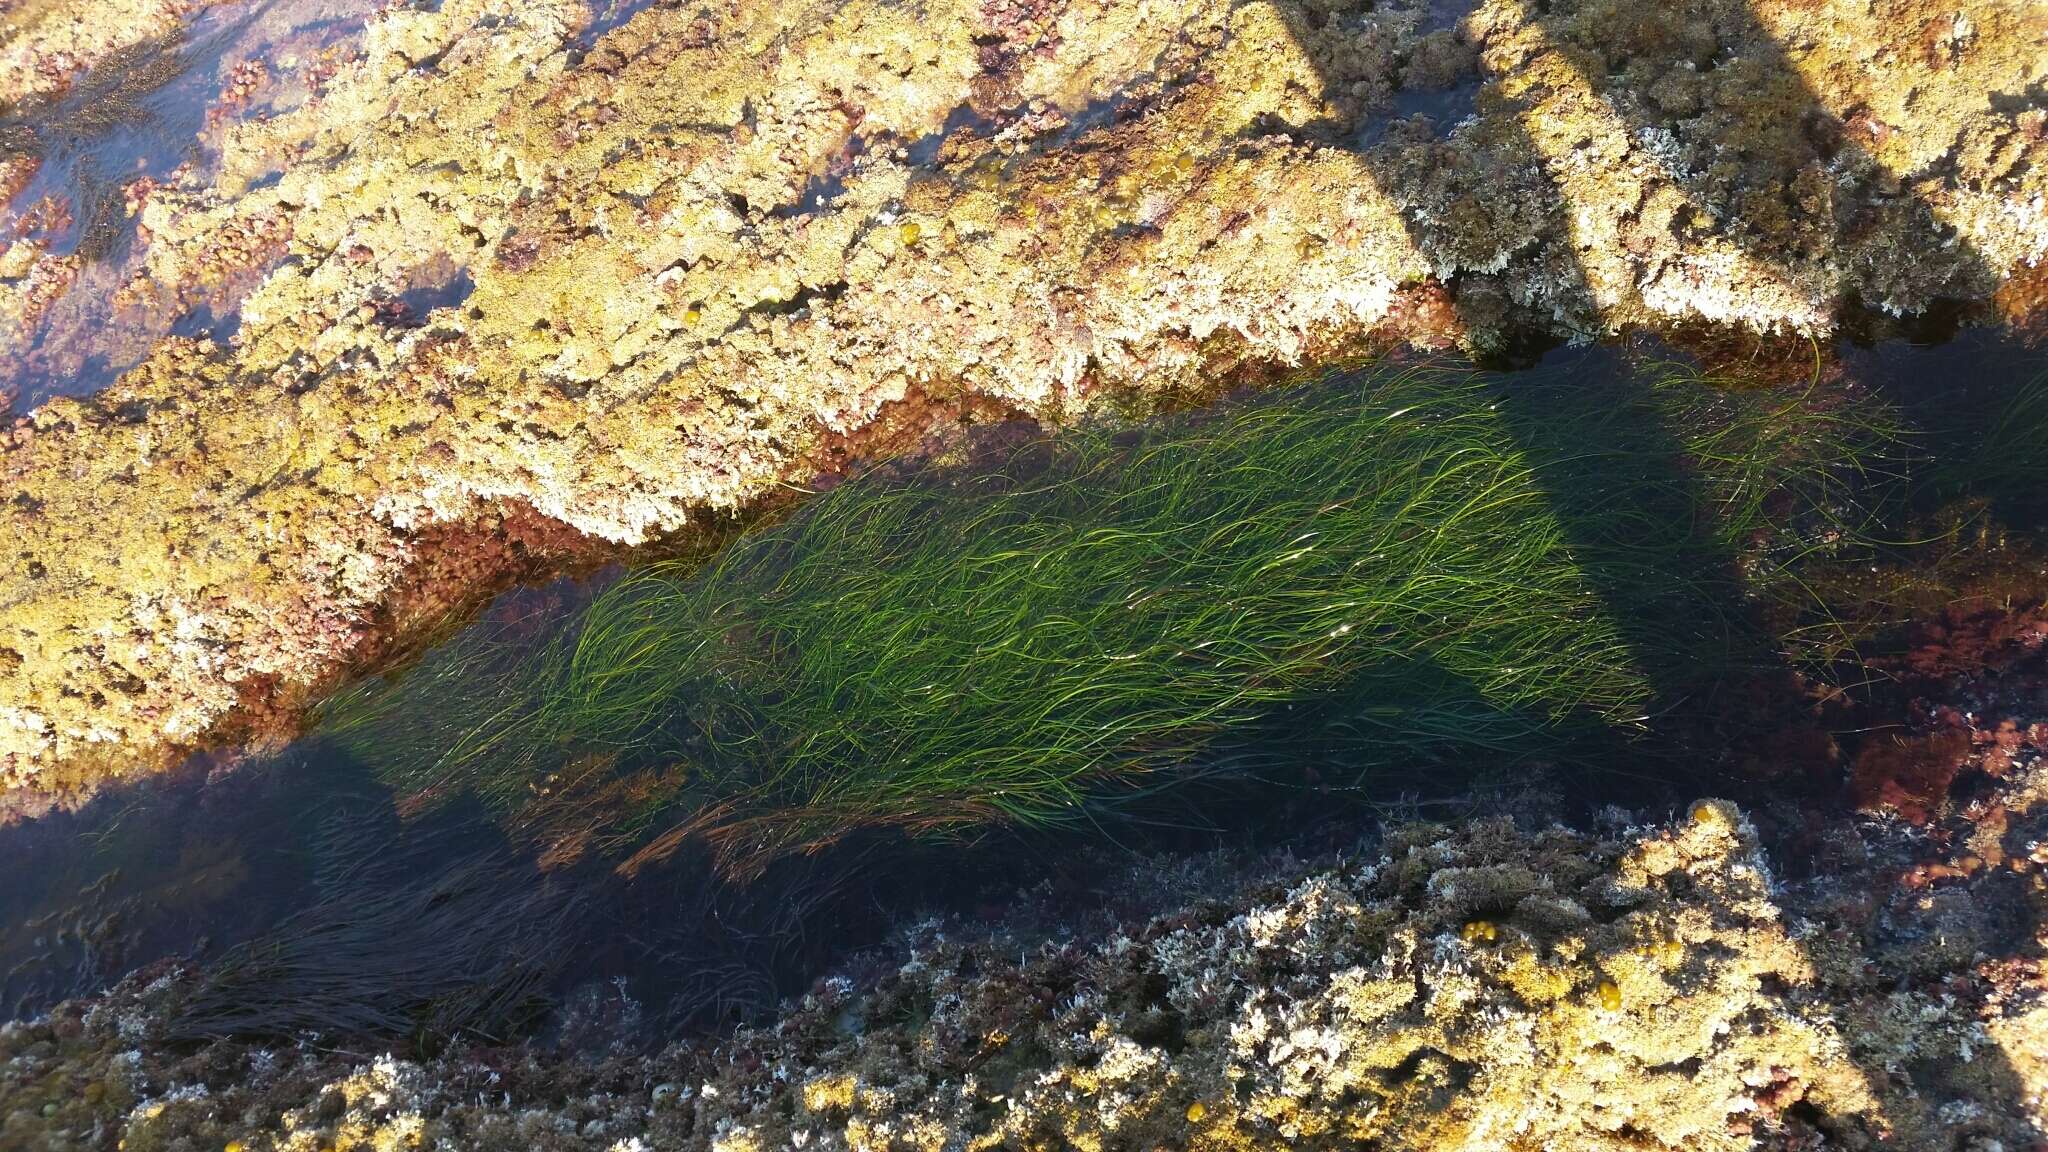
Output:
[
  {"xmin": 3, "ymin": 0, "xmax": 2046, "ymax": 806},
  {"xmin": 8, "ymin": 773, "xmax": 2045, "ymax": 1150},
  {"xmin": 0, "ymin": 0, "xmax": 215, "ymax": 105}
]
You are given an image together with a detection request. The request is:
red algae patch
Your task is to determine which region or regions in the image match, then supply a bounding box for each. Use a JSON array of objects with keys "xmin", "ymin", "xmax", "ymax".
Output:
[{"xmin": 1851, "ymin": 728, "xmax": 1973, "ymax": 826}]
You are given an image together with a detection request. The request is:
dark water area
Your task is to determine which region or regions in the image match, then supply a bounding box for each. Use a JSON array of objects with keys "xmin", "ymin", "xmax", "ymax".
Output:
[
  {"xmin": 0, "ymin": 569, "xmax": 1341, "ymax": 1046},
  {"xmin": 1841, "ymin": 324, "xmax": 2048, "ymax": 527},
  {"xmin": 1353, "ymin": 78, "xmax": 1479, "ymax": 149},
  {"xmin": 1, "ymin": 330, "xmax": 2043, "ymax": 1055},
  {"xmin": 571, "ymin": 0, "xmax": 659, "ymax": 55},
  {"xmin": 0, "ymin": 701, "xmax": 1367, "ymax": 1050},
  {"xmin": 0, "ymin": 724, "xmax": 959, "ymax": 1039},
  {"xmin": 1411, "ymin": 0, "xmax": 1475, "ymax": 35}
]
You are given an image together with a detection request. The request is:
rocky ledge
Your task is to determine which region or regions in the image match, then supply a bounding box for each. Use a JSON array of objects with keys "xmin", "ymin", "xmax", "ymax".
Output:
[
  {"xmin": 6, "ymin": 747, "xmax": 2046, "ymax": 1151},
  {"xmin": 3, "ymin": 0, "xmax": 2047, "ymax": 807}
]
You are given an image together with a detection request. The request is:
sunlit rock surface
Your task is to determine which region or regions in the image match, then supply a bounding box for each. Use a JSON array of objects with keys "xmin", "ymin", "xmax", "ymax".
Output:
[{"xmin": 2, "ymin": 0, "xmax": 2045, "ymax": 806}]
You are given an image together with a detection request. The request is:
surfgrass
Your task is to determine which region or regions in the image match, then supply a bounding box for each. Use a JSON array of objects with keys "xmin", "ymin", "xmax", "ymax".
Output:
[
  {"xmin": 167, "ymin": 810, "xmax": 579, "ymax": 1045},
  {"xmin": 317, "ymin": 360, "xmax": 1898, "ymax": 874}
]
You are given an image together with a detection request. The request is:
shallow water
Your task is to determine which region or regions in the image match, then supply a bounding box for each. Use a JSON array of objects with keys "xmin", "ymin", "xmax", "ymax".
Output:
[
  {"xmin": 0, "ymin": 0, "xmax": 372, "ymax": 409},
  {"xmin": 0, "ymin": 331, "xmax": 2040, "ymax": 1049},
  {"xmin": 0, "ymin": 0, "xmax": 2031, "ymax": 1016},
  {"xmin": 0, "ymin": 573, "xmax": 1195, "ymax": 1044},
  {"xmin": 0, "ymin": 703, "xmax": 1077, "ymax": 1042}
]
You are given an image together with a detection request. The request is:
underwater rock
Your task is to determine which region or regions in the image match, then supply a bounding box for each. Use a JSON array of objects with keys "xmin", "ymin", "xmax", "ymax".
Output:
[
  {"xmin": 5, "ymin": 753, "xmax": 2045, "ymax": 1150},
  {"xmin": 3, "ymin": 0, "xmax": 2046, "ymax": 807}
]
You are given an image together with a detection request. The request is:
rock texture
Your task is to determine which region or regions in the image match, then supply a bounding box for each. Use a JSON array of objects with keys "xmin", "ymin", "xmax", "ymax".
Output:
[
  {"xmin": 0, "ymin": 0, "xmax": 210, "ymax": 105},
  {"xmin": 5, "ymin": 764, "xmax": 2045, "ymax": 1150},
  {"xmin": 3, "ymin": 0, "xmax": 2046, "ymax": 807}
]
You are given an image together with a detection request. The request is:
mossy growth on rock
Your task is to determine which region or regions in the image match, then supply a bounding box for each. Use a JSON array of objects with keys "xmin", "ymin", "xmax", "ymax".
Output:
[{"xmin": 318, "ymin": 361, "xmax": 1898, "ymax": 873}]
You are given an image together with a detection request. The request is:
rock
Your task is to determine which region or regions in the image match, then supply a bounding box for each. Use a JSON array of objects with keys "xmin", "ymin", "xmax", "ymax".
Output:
[
  {"xmin": 2, "ymin": 0, "xmax": 2045, "ymax": 812},
  {"xmin": 7, "ymin": 754, "xmax": 2045, "ymax": 1148}
]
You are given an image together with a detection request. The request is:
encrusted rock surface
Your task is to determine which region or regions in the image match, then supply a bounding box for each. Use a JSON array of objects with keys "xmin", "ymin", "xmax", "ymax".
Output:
[
  {"xmin": 5, "ymin": 762, "xmax": 2045, "ymax": 1150},
  {"xmin": 11, "ymin": 600, "xmax": 2048, "ymax": 1147},
  {"xmin": 3, "ymin": 0, "xmax": 2047, "ymax": 806}
]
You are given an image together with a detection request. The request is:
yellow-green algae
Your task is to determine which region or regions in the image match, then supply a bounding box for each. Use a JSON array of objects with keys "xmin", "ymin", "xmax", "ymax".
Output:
[{"xmin": 2, "ymin": 0, "xmax": 2046, "ymax": 807}]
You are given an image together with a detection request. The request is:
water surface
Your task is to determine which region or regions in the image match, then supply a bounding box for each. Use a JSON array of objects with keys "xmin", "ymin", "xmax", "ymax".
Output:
[{"xmin": 2, "ymin": 332, "xmax": 2040, "ymax": 1050}]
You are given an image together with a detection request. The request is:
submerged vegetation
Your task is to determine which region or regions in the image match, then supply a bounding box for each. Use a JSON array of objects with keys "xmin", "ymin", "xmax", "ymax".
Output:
[
  {"xmin": 166, "ymin": 809, "xmax": 579, "ymax": 1045},
  {"xmin": 319, "ymin": 361, "xmax": 1901, "ymax": 873}
]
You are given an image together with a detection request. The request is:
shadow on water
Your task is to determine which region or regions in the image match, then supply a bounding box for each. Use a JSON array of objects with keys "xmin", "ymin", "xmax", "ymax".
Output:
[
  {"xmin": 1263, "ymin": 0, "xmax": 2040, "ymax": 1140},
  {"xmin": 1499, "ymin": 357, "xmax": 1778, "ymax": 703},
  {"xmin": 163, "ymin": 781, "xmax": 576, "ymax": 1047},
  {"xmin": 0, "ymin": 740, "xmax": 376, "ymax": 1022},
  {"xmin": 6, "ymin": 719, "xmax": 1274, "ymax": 1053},
  {"xmin": 1486, "ymin": 344, "xmax": 1867, "ymax": 795}
]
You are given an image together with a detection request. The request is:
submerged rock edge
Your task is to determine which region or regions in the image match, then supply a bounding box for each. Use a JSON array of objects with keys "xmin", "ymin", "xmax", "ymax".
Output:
[{"xmin": 6, "ymin": 768, "xmax": 2045, "ymax": 1151}]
